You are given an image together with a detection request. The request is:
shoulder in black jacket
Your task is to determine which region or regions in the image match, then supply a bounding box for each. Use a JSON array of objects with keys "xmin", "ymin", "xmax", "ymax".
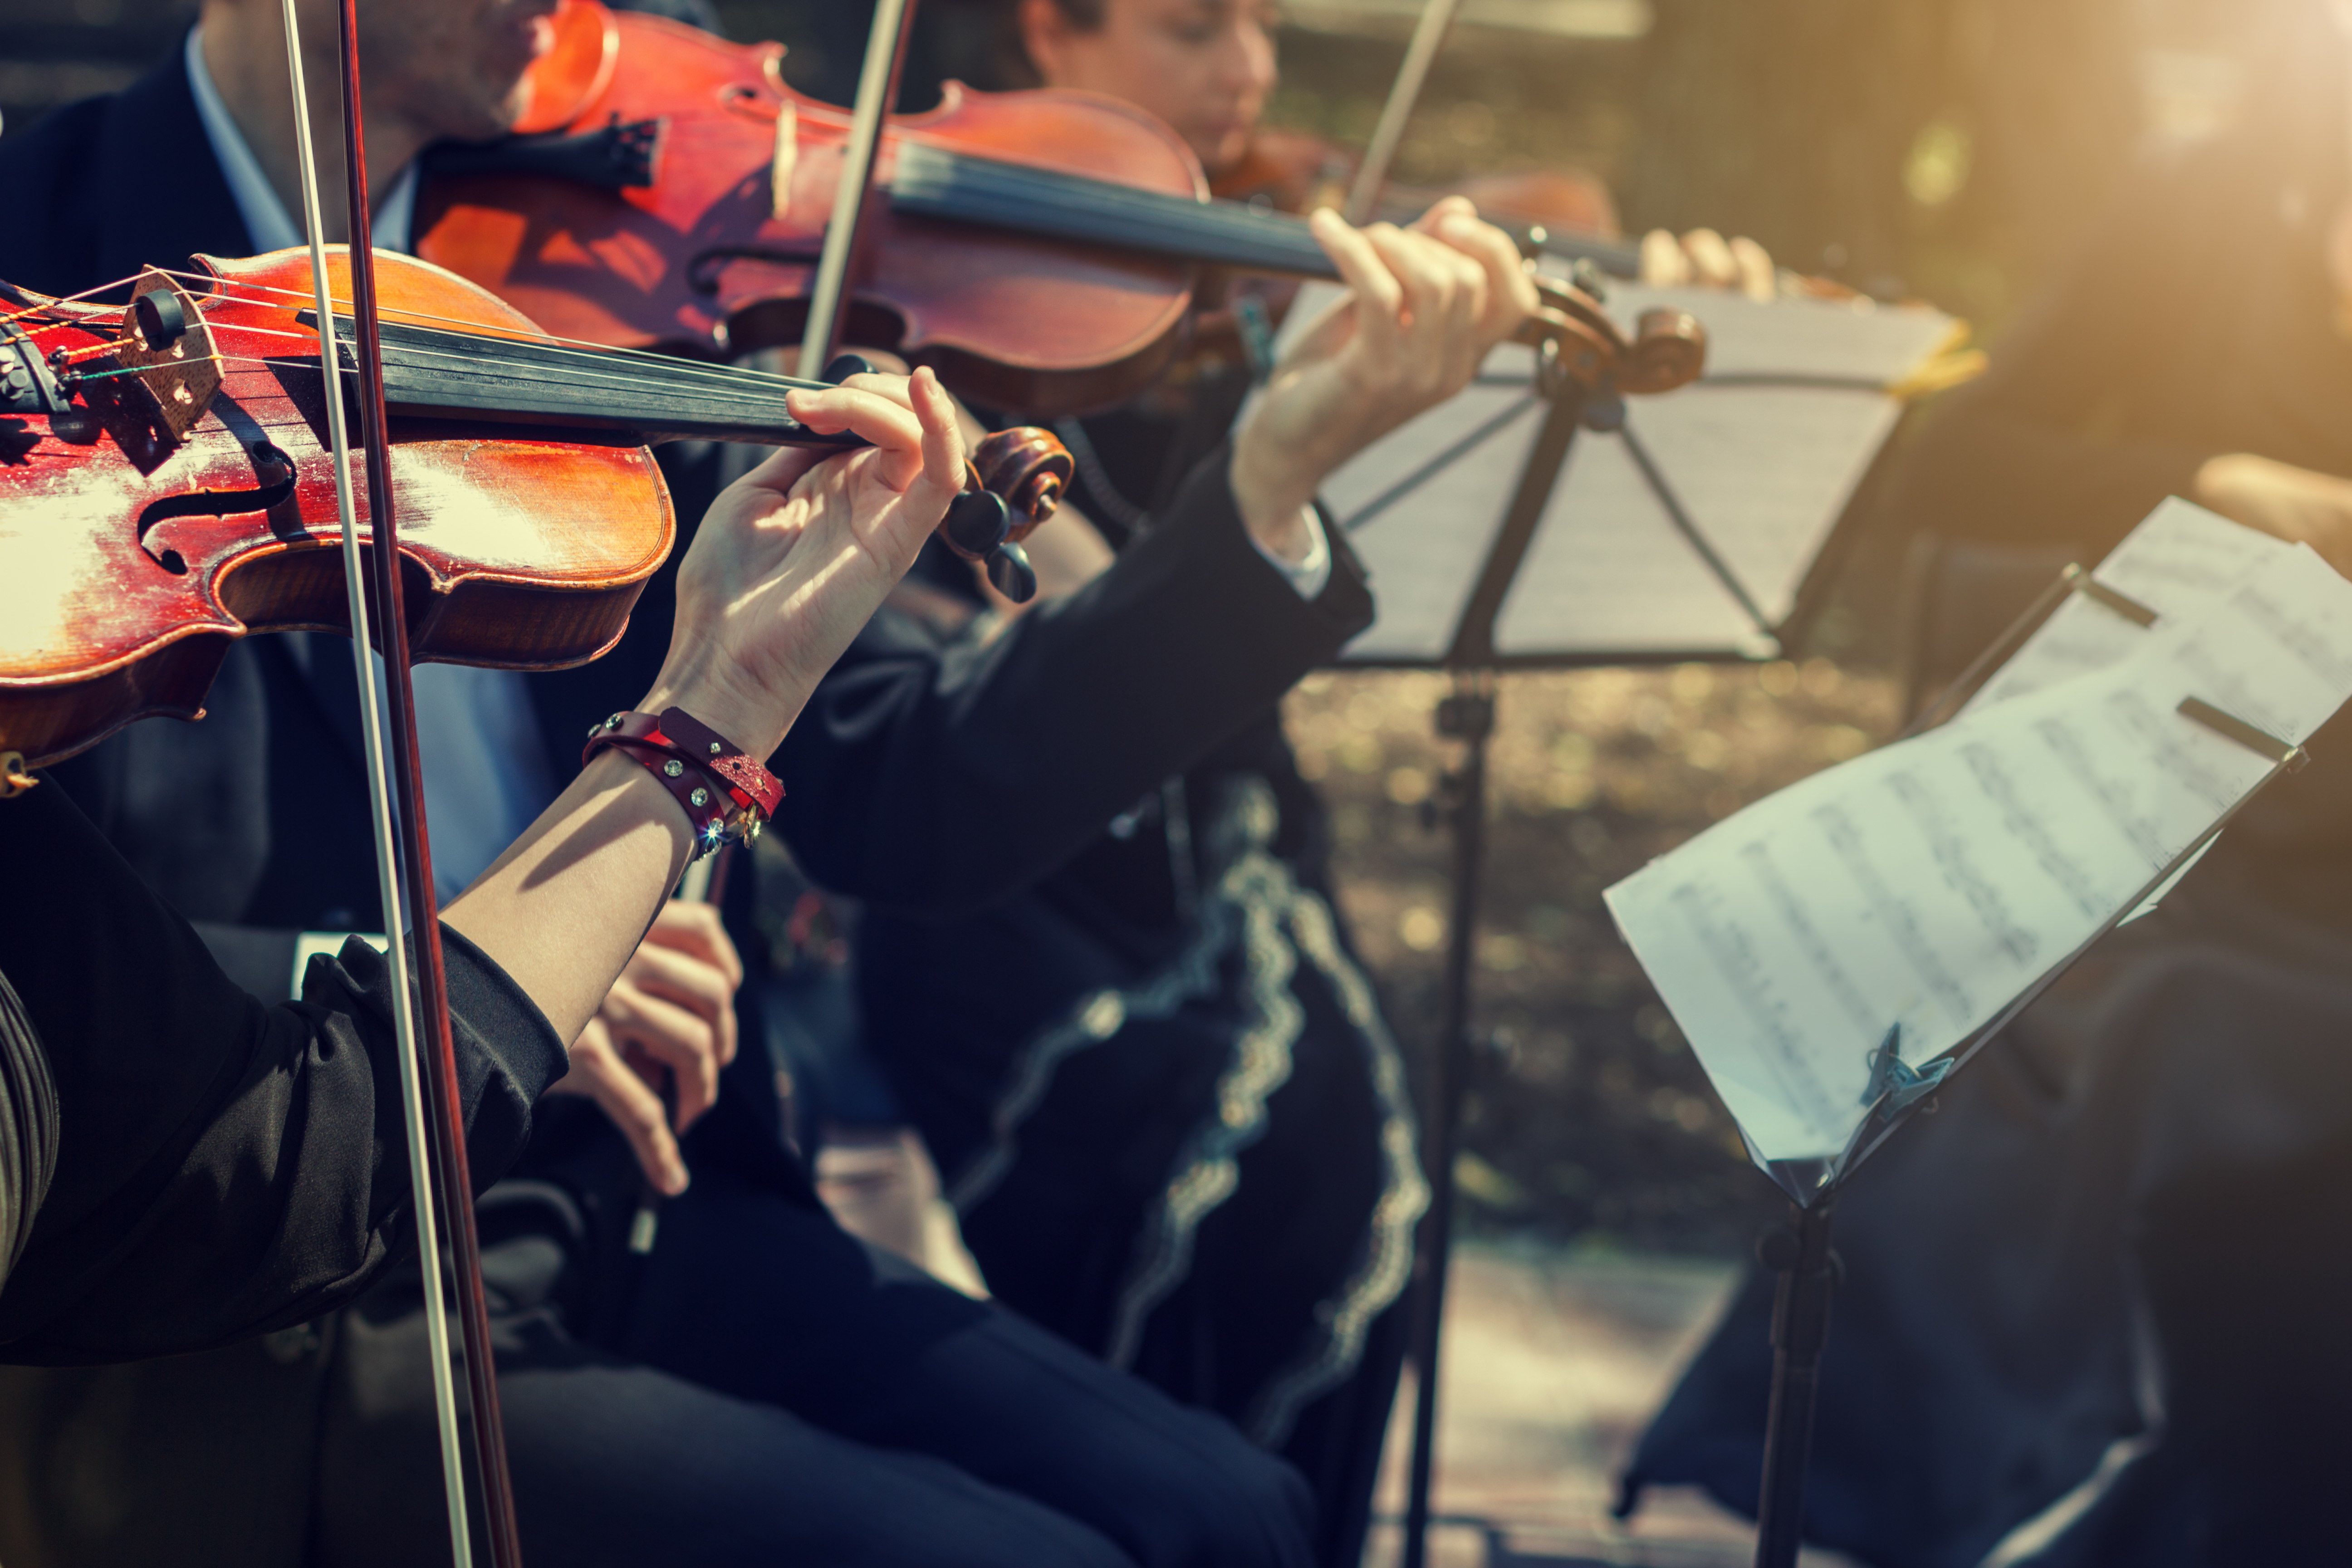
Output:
[{"xmin": 0, "ymin": 779, "xmax": 565, "ymax": 1362}]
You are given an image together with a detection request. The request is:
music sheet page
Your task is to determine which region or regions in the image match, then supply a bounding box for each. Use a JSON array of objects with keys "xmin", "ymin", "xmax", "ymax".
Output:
[
  {"xmin": 1961, "ymin": 498, "xmax": 2294, "ymax": 716},
  {"xmin": 1605, "ymin": 543, "xmax": 2352, "ymax": 1163}
]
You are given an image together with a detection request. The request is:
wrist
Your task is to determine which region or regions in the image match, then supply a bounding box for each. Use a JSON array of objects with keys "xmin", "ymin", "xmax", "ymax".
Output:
[
  {"xmin": 639, "ymin": 665, "xmax": 800, "ymax": 765},
  {"xmin": 1228, "ymin": 433, "xmax": 1320, "ymax": 559}
]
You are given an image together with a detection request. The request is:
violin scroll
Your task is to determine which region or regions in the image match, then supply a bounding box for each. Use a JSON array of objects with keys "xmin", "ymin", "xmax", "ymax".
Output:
[
  {"xmin": 1622, "ymin": 308, "xmax": 1707, "ymax": 397},
  {"xmin": 1516, "ymin": 276, "xmax": 1708, "ymax": 402},
  {"xmin": 972, "ymin": 426, "xmax": 1073, "ymax": 540},
  {"xmin": 937, "ymin": 426, "xmax": 1073, "ymax": 606}
]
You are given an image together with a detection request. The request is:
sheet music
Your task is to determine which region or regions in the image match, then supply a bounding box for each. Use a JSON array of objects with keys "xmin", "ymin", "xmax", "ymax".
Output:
[
  {"xmin": 1961, "ymin": 498, "xmax": 2296, "ymax": 715},
  {"xmin": 1588, "ymin": 280, "xmax": 1962, "ymax": 385},
  {"xmin": 1266, "ymin": 279, "xmax": 1959, "ymax": 663},
  {"xmin": 1605, "ymin": 544, "xmax": 2352, "ymax": 1163},
  {"xmin": 1490, "ymin": 384, "xmax": 1903, "ymax": 656}
]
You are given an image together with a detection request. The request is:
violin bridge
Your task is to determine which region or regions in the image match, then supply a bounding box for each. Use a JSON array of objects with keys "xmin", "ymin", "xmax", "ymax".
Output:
[{"xmin": 112, "ymin": 269, "xmax": 221, "ymax": 442}]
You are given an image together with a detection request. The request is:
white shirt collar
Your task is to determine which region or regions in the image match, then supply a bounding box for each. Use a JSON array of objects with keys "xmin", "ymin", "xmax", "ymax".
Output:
[{"xmin": 185, "ymin": 24, "xmax": 416, "ymax": 257}]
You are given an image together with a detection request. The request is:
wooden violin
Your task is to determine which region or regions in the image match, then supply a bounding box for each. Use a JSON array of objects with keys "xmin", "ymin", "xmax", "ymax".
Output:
[
  {"xmin": 412, "ymin": 0, "xmax": 1702, "ymax": 419},
  {"xmin": 0, "ymin": 247, "xmax": 1072, "ymax": 770}
]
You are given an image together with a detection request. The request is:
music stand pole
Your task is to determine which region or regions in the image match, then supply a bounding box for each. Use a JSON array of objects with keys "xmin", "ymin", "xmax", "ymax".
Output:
[
  {"xmin": 1399, "ymin": 381, "xmax": 1595, "ymax": 1568},
  {"xmin": 1753, "ymin": 1190, "xmax": 1839, "ymax": 1568},
  {"xmin": 1398, "ymin": 671, "xmax": 1495, "ymax": 1568}
]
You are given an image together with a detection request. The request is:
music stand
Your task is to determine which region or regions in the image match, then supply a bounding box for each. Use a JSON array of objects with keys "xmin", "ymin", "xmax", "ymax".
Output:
[{"xmin": 1287, "ymin": 274, "xmax": 1964, "ymax": 1568}]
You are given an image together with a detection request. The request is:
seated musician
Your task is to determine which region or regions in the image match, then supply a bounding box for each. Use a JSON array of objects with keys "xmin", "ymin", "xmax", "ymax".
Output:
[
  {"xmin": 1004, "ymin": 0, "xmax": 1778, "ymax": 289},
  {"xmin": 0, "ymin": 1, "xmax": 1534, "ymax": 1565},
  {"xmin": 732, "ymin": 6, "xmax": 1780, "ymax": 1565},
  {"xmin": 1623, "ymin": 5, "xmax": 2352, "ymax": 1563},
  {"xmin": 0, "ymin": 374, "xmax": 959, "ymax": 1362}
]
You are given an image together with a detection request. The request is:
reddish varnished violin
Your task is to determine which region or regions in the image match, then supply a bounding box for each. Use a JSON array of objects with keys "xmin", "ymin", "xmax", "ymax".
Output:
[
  {"xmin": 0, "ymin": 247, "xmax": 1071, "ymax": 771},
  {"xmin": 413, "ymin": 0, "xmax": 1702, "ymax": 418}
]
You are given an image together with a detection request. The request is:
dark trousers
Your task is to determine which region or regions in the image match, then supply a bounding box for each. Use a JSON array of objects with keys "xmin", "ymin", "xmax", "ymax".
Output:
[{"xmin": 314, "ymin": 1174, "xmax": 1315, "ymax": 1568}]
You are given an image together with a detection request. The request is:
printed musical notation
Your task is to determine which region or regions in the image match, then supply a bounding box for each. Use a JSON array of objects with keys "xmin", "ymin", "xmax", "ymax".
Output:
[
  {"xmin": 1607, "ymin": 522, "xmax": 2352, "ymax": 1165},
  {"xmin": 1963, "ymin": 498, "xmax": 2295, "ymax": 715}
]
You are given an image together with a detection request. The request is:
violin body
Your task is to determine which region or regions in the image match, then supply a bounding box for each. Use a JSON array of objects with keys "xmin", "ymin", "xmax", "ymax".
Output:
[
  {"xmin": 0, "ymin": 249, "xmax": 672, "ymax": 769},
  {"xmin": 416, "ymin": 2, "xmax": 1701, "ymax": 419},
  {"xmin": 419, "ymin": 1, "xmax": 1207, "ymax": 416}
]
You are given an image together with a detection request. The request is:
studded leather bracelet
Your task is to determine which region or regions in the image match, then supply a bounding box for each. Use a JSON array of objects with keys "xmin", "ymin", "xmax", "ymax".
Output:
[{"xmin": 583, "ymin": 708, "xmax": 783, "ymax": 859}]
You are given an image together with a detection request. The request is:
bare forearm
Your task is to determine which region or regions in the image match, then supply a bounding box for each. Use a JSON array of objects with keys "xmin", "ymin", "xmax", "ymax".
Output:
[{"xmin": 441, "ymin": 751, "xmax": 693, "ymax": 1049}]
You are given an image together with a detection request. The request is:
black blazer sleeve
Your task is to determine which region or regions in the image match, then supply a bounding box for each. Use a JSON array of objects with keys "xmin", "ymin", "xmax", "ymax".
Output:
[
  {"xmin": 773, "ymin": 445, "xmax": 1373, "ymax": 917},
  {"xmin": 0, "ymin": 783, "xmax": 568, "ymax": 1364}
]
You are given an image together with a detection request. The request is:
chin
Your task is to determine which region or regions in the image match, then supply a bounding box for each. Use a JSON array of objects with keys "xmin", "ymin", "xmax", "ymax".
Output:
[{"xmin": 1199, "ymin": 130, "xmax": 1253, "ymax": 181}]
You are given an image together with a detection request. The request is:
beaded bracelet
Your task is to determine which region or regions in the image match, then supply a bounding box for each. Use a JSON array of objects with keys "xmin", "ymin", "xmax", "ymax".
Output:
[{"xmin": 583, "ymin": 708, "xmax": 783, "ymax": 859}]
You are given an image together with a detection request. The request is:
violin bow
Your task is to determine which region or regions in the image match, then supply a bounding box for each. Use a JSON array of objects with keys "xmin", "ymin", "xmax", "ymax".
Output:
[
  {"xmin": 277, "ymin": 3, "xmax": 526, "ymax": 1564},
  {"xmin": 797, "ymin": 0, "xmax": 920, "ymax": 371},
  {"xmin": 1344, "ymin": 0, "xmax": 1465, "ymax": 224}
]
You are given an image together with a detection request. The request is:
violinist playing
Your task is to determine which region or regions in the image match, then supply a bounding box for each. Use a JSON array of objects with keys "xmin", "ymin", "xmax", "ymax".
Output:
[
  {"xmin": 740, "ymin": 7, "xmax": 1769, "ymax": 1566},
  {"xmin": 0, "ymin": 355, "xmax": 973, "ymax": 1364},
  {"xmin": 0, "ymin": 4, "xmax": 1323, "ymax": 1567}
]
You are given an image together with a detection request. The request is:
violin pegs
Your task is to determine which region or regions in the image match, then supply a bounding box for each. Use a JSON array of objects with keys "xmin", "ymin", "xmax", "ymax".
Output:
[
  {"xmin": 986, "ymin": 540, "xmax": 1038, "ymax": 604},
  {"xmin": 941, "ymin": 487, "xmax": 1011, "ymax": 559},
  {"xmin": 821, "ymin": 353, "xmax": 877, "ymax": 385}
]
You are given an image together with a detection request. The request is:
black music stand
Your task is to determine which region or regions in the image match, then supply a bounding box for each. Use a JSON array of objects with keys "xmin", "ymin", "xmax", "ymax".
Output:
[{"xmin": 1307, "ymin": 276, "xmax": 1963, "ymax": 1568}]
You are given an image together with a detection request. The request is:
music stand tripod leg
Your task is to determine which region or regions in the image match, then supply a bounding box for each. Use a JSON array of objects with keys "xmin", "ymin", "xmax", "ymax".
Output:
[
  {"xmin": 1399, "ymin": 674, "xmax": 1495, "ymax": 1568},
  {"xmin": 1753, "ymin": 1190, "xmax": 1839, "ymax": 1568}
]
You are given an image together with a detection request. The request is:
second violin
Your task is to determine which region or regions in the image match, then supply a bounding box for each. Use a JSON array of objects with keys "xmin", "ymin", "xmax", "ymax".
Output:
[{"xmin": 415, "ymin": 0, "xmax": 1701, "ymax": 418}]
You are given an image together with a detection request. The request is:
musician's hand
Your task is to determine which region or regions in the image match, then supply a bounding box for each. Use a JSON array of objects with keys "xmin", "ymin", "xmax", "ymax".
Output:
[
  {"xmin": 1641, "ymin": 227, "xmax": 1775, "ymax": 302},
  {"xmin": 544, "ymin": 901, "xmax": 745, "ymax": 1195},
  {"xmin": 646, "ymin": 368, "xmax": 966, "ymax": 758},
  {"xmin": 1230, "ymin": 198, "xmax": 1537, "ymax": 553},
  {"xmin": 2192, "ymin": 452, "xmax": 2352, "ymax": 578}
]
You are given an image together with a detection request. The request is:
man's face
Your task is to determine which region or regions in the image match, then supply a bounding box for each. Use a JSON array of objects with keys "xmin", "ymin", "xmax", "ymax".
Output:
[
  {"xmin": 1027, "ymin": 0, "xmax": 1280, "ymax": 178},
  {"xmin": 345, "ymin": 0, "xmax": 560, "ymax": 143}
]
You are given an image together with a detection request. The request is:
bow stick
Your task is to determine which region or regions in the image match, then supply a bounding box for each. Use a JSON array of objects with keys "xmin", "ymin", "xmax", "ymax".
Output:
[
  {"xmin": 1343, "ymin": 0, "xmax": 1465, "ymax": 225},
  {"xmin": 279, "ymin": 2, "xmax": 527, "ymax": 1563},
  {"xmin": 797, "ymin": 0, "xmax": 920, "ymax": 372}
]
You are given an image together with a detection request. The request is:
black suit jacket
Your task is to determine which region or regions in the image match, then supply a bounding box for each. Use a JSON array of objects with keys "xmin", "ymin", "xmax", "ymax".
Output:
[{"xmin": 0, "ymin": 784, "xmax": 565, "ymax": 1363}]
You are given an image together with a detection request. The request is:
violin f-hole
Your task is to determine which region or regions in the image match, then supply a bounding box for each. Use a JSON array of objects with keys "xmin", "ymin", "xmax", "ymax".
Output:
[{"xmin": 137, "ymin": 438, "xmax": 301, "ymax": 570}]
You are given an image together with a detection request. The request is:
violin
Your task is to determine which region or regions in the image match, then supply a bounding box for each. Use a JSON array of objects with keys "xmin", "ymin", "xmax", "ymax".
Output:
[
  {"xmin": 1188, "ymin": 128, "xmax": 1634, "ymax": 377},
  {"xmin": 0, "ymin": 246, "xmax": 1072, "ymax": 770},
  {"xmin": 1212, "ymin": 126, "xmax": 1633, "ymax": 267},
  {"xmin": 412, "ymin": 0, "xmax": 1701, "ymax": 419}
]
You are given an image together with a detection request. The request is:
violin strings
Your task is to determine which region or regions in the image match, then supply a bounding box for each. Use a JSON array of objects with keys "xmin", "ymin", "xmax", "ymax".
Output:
[
  {"xmin": 188, "ymin": 312, "xmax": 814, "ymax": 418},
  {"xmin": 58, "ymin": 297, "xmax": 814, "ymax": 435},
  {"xmin": 897, "ymin": 143, "xmax": 1334, "ymax": 274},
  {"xmin": 0, "ymin": 270, "xmax": 159, "ymax": 328},
  {"xmin": 149, "ymin": 269, "xmax": 843, "ymax": 401}
]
